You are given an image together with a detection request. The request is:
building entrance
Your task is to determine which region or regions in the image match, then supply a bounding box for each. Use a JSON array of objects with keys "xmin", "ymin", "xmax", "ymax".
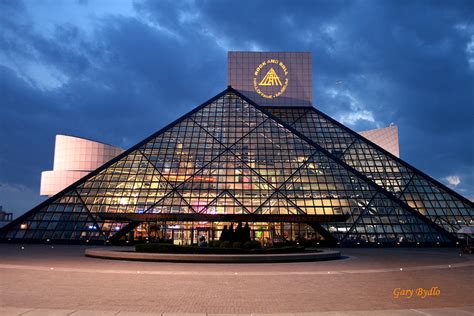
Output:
[{"xmin": 128, "ymin": 221, "xmax": 326, "ymax": 246}]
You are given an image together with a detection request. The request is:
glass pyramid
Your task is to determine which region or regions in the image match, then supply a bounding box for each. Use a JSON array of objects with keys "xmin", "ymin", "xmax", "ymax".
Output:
[{"xmin": 1, "ymin": 88, "xmax": 471, "ymax": 245}]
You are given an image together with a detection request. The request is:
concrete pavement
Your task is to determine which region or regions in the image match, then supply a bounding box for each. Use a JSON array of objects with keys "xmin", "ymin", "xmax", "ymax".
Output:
[
  {"xmin": 1, "ymin": 306, "xmax": 474, "ymax": 315},
  {"xmin": 0, "ymin": 245, "xmax": 473, "ymax": 314}
]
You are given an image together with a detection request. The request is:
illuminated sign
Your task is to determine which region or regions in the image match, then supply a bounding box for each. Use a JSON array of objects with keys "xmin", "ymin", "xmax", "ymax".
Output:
[
  {"xmin": 228, "ymin": 52, "xmax": 312, "ymax": 107},
  {"xmin": 253, "ymin": 59, "xmax": 289, "ymax": 99}
]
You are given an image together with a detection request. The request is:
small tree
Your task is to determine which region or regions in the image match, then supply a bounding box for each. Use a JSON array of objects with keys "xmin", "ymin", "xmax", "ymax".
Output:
[
  {"xmin": 228, "ymin": 223, "xmax": 235, "ymax": 242},
  {"xmin": 244, "ymin": 222, "xmax": 251, "ymax": 242},
  {"xmin": 236, "ymin": 222, "xmax": 244, "ymax": 243},
  {"xmin": 219, "ymin": 225, "xmax": 228, "ymax": 241}
]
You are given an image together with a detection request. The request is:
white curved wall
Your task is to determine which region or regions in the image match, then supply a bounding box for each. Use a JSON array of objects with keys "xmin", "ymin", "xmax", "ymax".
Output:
[
  {"xmin": 40, "ymin": 135, "xmax": 123, "ymax": 196},
  {"xmin": 53, "ymin": 135, "xmax": 123, "ymax": 171},
  {"xmin": 40, "ymin": 170, "xmax": 90, "ymax": 196}
]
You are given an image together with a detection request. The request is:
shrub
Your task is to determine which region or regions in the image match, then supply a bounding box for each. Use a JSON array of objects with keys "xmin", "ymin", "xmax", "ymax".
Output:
[
  {"xmin": 263, "ymin": 246, "xmax": 306, "ymax": 254},
  {"xmin": 243, "ymin": 240, "xmax": 261, "ymax": 249},
  {"xmin": 273, "ymin": 240, "xmax": 297, "ymax": 248},
  {"xmin": 135, "ymin": 242, "xmax": 307, "ymax": 254},
  {"xmin": 232, "ymin": 241, "xmax": 242, "ymax": 249},
  {"xmin": 136, "ymin": 243, "xmax": 180, "ymax": 253},
  {"xmin": 220, "ymin": 241, "xmax": 231, "ymax": 248},
  {"xmin": 209, "ymin": 240, "xmax": 221, "ymax": 248}
]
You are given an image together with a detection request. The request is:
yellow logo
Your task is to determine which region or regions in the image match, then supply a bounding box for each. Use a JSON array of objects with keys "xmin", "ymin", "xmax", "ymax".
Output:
[
  {"xmin": 253, "ymin": 59, "xmax": 289, "ymax": 99},
  {"xmin": 258, "ymin": 68, "xmax": 282, "ymax": 86}
]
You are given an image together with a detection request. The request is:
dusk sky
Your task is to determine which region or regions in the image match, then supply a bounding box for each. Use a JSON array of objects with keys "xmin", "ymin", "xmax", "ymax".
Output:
[{"xmin": 1, "ymin": 0, "xmax": 473, "ymax": 218}]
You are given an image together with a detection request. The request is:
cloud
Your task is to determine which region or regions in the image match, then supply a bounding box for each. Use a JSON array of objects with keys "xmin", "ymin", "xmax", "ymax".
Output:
[
  {"xmin": 1, "ymin": 0, "xmax": 473, "ymax": 216},
  {"xmin": 454, "ymin": 22, "xmax": 474, "ymax": 70},
  {"xmin": 444, "ymin": 175, "xmax": 461, "ymax": 187},
  {"xmin": 467, "ymin": 35, "xmax": 474, "ymax": 69},
  {"xmin": 324, "ymin": 88, "xmax": 377, "ymax": 127},
  {"xmin": 0, "ymin": 183, "xmax": 45, "ymax": 218}
]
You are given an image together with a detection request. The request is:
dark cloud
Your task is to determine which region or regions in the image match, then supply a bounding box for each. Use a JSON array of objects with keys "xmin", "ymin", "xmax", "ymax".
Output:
[{"xmin": 0, "ymin": 0, "xmax": 473, "ymax": 217}]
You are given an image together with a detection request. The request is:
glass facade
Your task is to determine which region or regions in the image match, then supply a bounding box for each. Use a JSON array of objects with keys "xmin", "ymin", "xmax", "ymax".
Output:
[
  {"xmin": 265, "ymin": 107, "xmax": 474, "ymax": 236},
  {"xmin": 0, "ymin": 89, "xmax": 472, "ymax": 245}
]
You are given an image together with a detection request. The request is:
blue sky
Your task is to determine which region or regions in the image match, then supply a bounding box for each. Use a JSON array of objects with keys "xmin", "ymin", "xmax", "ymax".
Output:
[{"xmin": 0, "ymin": 0, "xmax": 473, "ymax": 217}]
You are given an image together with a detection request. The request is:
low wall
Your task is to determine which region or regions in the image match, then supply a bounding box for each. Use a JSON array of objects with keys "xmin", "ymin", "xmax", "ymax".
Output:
[{"xmin": 85, "ymin": 248, "xmax": 341, "ymax": 263}]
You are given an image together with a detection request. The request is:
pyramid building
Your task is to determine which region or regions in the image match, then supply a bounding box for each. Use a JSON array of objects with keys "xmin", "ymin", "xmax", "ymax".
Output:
[{"xmin": 1, "ymin": 52, "xmax": 472, "ymax": 246}]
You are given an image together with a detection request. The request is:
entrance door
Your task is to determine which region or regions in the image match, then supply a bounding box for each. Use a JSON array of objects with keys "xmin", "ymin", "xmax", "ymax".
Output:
[
  {"xmin": 253, "ymin": 230, "xmax": 272, "ymax": 247},
  {"xmin": 171, "ymin": 229, "xmax": 184, "ymax": 245},
  {"xmin": 193, "ymin": 227, "xmax": 210, "ymax": 245}
]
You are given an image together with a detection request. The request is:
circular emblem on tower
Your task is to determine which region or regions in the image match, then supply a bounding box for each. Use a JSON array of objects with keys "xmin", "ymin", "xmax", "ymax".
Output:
[{"xmin": 253, "ymin": 59, "xmax": 289, "ymax": 99}]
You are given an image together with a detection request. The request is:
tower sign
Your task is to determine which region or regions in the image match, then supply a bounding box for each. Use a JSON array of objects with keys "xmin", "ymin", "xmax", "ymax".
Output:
[
  {"xmin": 228, "ymin": 52, "xmax": 312, "ymax": 107},
  {"xmin": 253, "ymin": 59, "xmax": 289, "ymax": 99}
]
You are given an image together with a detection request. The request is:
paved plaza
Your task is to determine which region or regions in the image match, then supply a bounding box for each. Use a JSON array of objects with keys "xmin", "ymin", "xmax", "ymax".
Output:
[{"xmin": 0, "ymin": 245, "xmax": 473, "ymax": 315}]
